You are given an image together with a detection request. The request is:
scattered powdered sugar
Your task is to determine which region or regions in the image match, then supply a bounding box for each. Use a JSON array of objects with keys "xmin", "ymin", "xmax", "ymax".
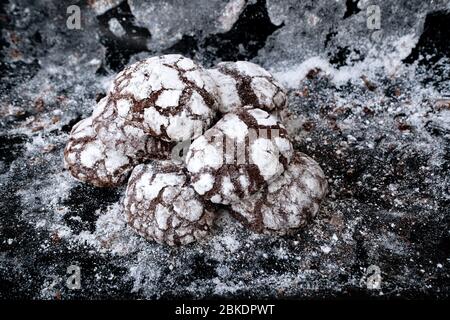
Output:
[
  {"xmin": 3, "ymin": 1, "xmax": 448, "ymax": 298},
  {"xmin": 186, "ymin": 136, "xmax": 224, "ymax": 173},
  {"xmin": 137, "ymin": 172, "xmax": 185, "ymax": 201},
  {"xmin": 191, "ymin": 173, "xmax": 215, "ymax": 195},
  {"xmin": 80, "ymin": 141, "xmax": 103, "ymax": 168},
  {"xmin": 218, "ymin": 113, "xmax": 248, "ymax": 143},
  {"xmin": 273, "ymin": 34, "xmax": 419, "ymax": 89}
]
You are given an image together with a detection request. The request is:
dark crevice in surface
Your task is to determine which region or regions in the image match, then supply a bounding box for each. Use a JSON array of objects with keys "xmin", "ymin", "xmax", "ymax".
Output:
[
  {"xmin": 61, "ymin": 115, "xmax": 84, "ymax": 133},
  {"xmin": 404, "ymin": 10, "xmax": 450, "ymax": 65},
  {"xmin": 202, "ymin": 0, "xmax": 283, "ymax": 64},
  {"xmin": 164, "ymin": 0, "xmax": 282, "ymax": 65},
  {"xmin": 62, "ymin": 184, "xmax": 122, "ymax": 234},
  {"xmin": 0, "ymin": 134, "xmax": 28, "ymax": 174},
  {"xmin": 163, "ymin": 34, "xmax": 199, "ymax": 58},
  {"xmin": 328, "ymin": 46, "xmax": 363, "ymax": 68},
  {"xmin": 97, "ymin": 0, "xmax": 151, "ymax": 72},
  {"xmin": 96, "ymin": 0, "xmax": 281, "ymax": 67},
  {"xmin": 324, "ymin": 29, "xmax": 338, "ymax": 48},
  {"xmin": 343, "ymin": 0, "xmax": 361, "ymax": 19}
]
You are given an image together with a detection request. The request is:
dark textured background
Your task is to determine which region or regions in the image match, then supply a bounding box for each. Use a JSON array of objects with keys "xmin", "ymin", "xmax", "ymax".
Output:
[{"xmin": 0, "ymin": 0, "xmax": 449, "ymax": 299}]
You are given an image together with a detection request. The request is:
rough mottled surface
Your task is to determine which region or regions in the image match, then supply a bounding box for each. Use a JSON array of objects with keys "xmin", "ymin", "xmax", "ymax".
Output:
[
  {"xmin": 231, "ymin": 152, "xmax": 328, "ymax": 235},
  {"xmin": 186, "ymin": 107, "xmax": 293, "ymax": 205},
  {"xmin": 64, "ymin": 116, "xmax": 135, "ymax": 187},
  {"xmin": 124, "ymin": 161, "xmax": 216, "ymax": 246},
  {"xmin": 92, "ymin": 96, "xmax": 175, "ymax": 160},
  {"xmin": 0, "ymin": 0, "xmax": 449, "ymax": 299},
  {"xmin": 103, "ymin": 54, "xmax": 219, "ymax": 142},
  {"xmin": 207, "ymin": 61, "xmax": 287, "ymax": 114},
  {"xmin": 64, "ymin": 96, "xmax": 174, "ymax": 187}
]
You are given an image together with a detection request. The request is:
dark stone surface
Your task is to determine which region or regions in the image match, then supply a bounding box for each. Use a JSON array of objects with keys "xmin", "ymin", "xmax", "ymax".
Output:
[{"xmin": 0, "ymin": 0, "xmax": 449, "ymax": 299}]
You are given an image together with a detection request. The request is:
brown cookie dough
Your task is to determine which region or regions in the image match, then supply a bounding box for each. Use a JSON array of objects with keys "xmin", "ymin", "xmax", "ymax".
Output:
[
  {"xmin": 207, "ymin": 61, "xmax": 287, "ymax": 114},
  {"xmin": 124, "ymin": 161, "xmax": 216, "ymax": 246},
  {"xmin": 230, "ymin": 152, "xmax": 328, "ymax": 235},
  {"xmin": 97, "ymin": 54, "xmax": 220, "ymax": 142},
  {"xmin": 63, "ymin": 117, "xmax": 135, "ymax": 187},
  {"xmin": 185, "ymin": 107, "xmax": 293, "ymax": 205}
]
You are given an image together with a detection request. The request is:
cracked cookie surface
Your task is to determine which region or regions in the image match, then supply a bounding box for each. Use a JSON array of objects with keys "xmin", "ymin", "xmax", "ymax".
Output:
[
  {"xmin": 185, "ymin": 107, "xmax": 293, "ymax": 205},
  {"xmin": 98, "ymin": 54, "xmax": 220, "ymax": 142},
  {"xmin": 63, "ymin": 116, "xmax": 135, "ymax": 187},
  {"xmin": 207, "ymin": 61, "xmax": 287, "ymax": 115},
  {"xmin": 92, "ymin": 96, "xmax": 175, "ymax": 161},
  {"xmin": 230, "ymin": 152, "xmax": 328, "ymax": 235},
  {"xmin": 124, "ymin": 161, "xmax": 216, "ymax": 246},
  {"xmin": 64, "ymin": 97, "xmax": 174, "ymax": 187}
]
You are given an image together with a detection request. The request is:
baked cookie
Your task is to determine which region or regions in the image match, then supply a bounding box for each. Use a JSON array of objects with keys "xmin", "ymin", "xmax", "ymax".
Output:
[
  {"xmin": 63, "ymin": 117, "xmax": 135, "ymax": 187},
  {"xmin": 230, "ymin": 152, "xmax": 328, "ymax": 235},
  {"xmin": 92, "ymin": 97, "xmax": 175, "ymax": 161},
  {"xmin": 185, "ymin": 107, "xmax": 293, "ymax": 205},
  {"xmin": 207, "ymin": 61, "xmax": 287, "ymax": 114},
  {"xmin": 97, "ymin": 54, "xmax": 220, "ymax": 142},
  {"xmin": 124, "ymin": 161, "xmax": 216, "ymax": 246}
]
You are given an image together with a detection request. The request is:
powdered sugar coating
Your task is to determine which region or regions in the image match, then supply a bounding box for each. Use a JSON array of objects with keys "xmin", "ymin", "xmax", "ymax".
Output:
[
  {"xmin": 92, "ymin": 97, "xmax": 175, "ymax": 161},
  {"xmin": 124, "ymin": 161, "xmax": 216, "ymax": 246},
  {"xmin": 100, "ymin": 54, "xmax": 220, "ymax": 142},
  {"xmin": 207, "ymin": 61, "xmax": 287, "ymax": 114},
  {"xmin": 230, "ymin": 152, "xmax": 328, "ymax": 235},
  {"xmin": 185, "ymin": 107, "xmax": 293, "ymax": 205},
  {"xmin": 63, "ymin": 117, "xmax": 134, "ymax": 187},
  {"xmin": 64, "ymin": 95, "xmax": 175, "ymax": 187}
]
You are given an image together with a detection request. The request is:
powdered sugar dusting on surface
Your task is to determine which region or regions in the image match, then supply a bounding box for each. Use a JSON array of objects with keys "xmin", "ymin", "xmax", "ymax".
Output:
[
  {"xmin": 109, "ymin": 55, "xmax": 219, "ymax": 142},
  {"xmin": 2, "ymin": 0, "xmax": 449, "ymax": 299},
  {"xmin": 186, "ymin": 107, "xmax": 293, "ymax": 205},
  {"xmin": 191, "ymin": 173, "xmax": 215, "ymax": 195},
  {"xmin": 247, "ymin": 108, "xmax": 279, "ymax": 126},
  {"xmin": 232, "ymin": 152, "xmax": 328, "ymax": 235},
  {"xmin": 104, "ymin": 149, "xmax": 129, "ymax": 173},
  {"xmin": 208, "ymin": 61, "xmax": 287, "ymax": 114},
  {"xmin": 219, "ymin": 113, "xmax": 248, "ymax": 143},
  {"xmin": 207, "ymin": 69, "xmax": 241, "ymax": 113},
  {"xmin": 250, "ymin": 138, "xmax": 284, "ymax": 181},
  {"xmin": 186, "ymin": 136, "xmax": 224, "ymax": 173},
  {"xmin": 155, "ymin": 90, "xmax": 182, "ymax": 108},
  {"xmin": 123, "ymin": 162, "xmax": 215, "ymax": 246}
]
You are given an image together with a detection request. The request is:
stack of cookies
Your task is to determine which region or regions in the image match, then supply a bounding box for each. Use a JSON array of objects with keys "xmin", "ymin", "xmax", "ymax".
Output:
[{"xmin": 64, "ymin": 54, "xmax": 328, "ymax": 246}]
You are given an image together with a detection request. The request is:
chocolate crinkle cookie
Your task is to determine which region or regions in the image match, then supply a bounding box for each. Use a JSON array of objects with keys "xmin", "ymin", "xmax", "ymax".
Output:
[
  {"xmin": 207, "ymin": 61, "xmax": 287, "ymax": 115},
  {"xmin": 63, "ymin": 54, "xmax": 328, "ymax": 245},
  {"xmin": 64, "ymin": 97, "xmax": 174, "ymax": 187},
  {"xmin": 63, "ymin": 116, "xmax": 135, "ymax": 187},
  {"xmin": 92, "ymin": 97, "xmax": 174, "ymax": 161},
  {"xmin": 185, "ymin": 107, "xmax": 293, "ymax": 205},
  {"xmin": 230, "ymin": 152, "xmax": 328, "ymax": 235},
  {"xmin": 102, "ymin": 54, "xmax": 220, "ymax": 143},
  {"xmin": 124, "ymin": 161, "xmax": 216, "ymax": 246}
]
